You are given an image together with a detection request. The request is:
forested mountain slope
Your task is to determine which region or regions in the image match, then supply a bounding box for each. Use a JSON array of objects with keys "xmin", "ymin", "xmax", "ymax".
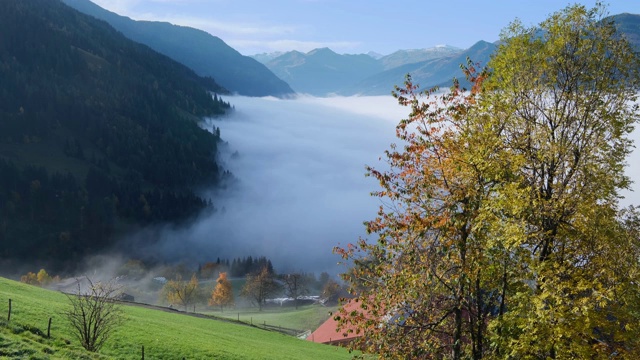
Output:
[
  {"xmin": 611, "ymin": 13, "xmax": 640, "ymax": 51},
  {"xmin": 63, "ymin": 0, "xmax": 295, "ymax": 97},
  {"xmin": 0, "ymin": 0, "xmax": 230, "ymax": 270}
]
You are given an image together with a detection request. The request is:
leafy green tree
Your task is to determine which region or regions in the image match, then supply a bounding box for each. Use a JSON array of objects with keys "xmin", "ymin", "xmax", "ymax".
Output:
[{"xmin": 336, "ymin": 4, "xmax": 640, "ymax": 359}]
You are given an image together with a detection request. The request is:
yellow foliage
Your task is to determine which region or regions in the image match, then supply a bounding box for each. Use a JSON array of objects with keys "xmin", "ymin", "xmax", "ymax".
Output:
[
  {"xmin": 20, "ymin": 269, "xmax": 57, "ymax": 287},
  {"xmin": 336, "ymin": 4, "xmax": 640, "ymax": 359},
  {"xmin": 20, "ymin": 272, "xmax": 38, "ymax": 285},
  {"xmin": 36, "ymin": 269, "xmax": 51, "ymax": 285},
  {"xmin": 164, "ymin": 273, "xmax": 199, "ymax": 311}
]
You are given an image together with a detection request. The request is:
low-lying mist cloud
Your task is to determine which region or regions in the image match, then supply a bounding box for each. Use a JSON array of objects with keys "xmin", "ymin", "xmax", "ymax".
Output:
[
  {"xmin": 120, "ymin": 95, "xmax": 640, "ymax": 276},
  {"xmin": 123, "ymin": 95, "xmax": 407, "ymax": 275}
]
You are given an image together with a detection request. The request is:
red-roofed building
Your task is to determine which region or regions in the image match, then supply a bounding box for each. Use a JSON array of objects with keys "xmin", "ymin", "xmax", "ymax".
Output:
[{"xmin": 307, "ymin": 300, "xmax": 365, "ymax": 346}]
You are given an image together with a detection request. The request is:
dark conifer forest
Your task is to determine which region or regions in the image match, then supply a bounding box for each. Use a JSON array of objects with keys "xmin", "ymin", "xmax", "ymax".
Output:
[{"xmin": 0, "ymin": 0, "xmax": 231, "ymax": 270}]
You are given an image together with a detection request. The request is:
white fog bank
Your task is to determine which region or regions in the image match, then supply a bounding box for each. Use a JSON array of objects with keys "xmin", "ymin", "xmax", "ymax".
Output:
[
  {"xmin": 122, "ymin": 95, "xmax": 640, "ymax": 275},
  {"xmin": 125, "ymin": 95, "xmax": 408, "ymax": 274}
]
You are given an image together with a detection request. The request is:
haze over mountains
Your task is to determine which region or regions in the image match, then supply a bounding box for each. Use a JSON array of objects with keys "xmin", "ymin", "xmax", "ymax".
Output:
[
  {"xmin": 63, "ymin": 0, "xmax": 295, "ymax": 97},
  {"xmin": 262, "ymin": 48, "xmax": 384, "ymax": 97},
  {"xmin": 252, "ymin": 41, "xmax": 488, "ymax": 96},
  {"xmin": 60, "ymin": 0, "xmax": 640, "ymax": 98},
  {"xmin": 254, "ymin": 13, "xmax": 640, "ymax": 96}
]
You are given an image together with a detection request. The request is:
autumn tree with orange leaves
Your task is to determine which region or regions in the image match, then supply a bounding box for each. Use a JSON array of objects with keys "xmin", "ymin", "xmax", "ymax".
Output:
[
  {"xmin": 336, "ymin": 64, "xmax": 505, "ymax": 359},
  {"xmin": 209, "ymin": 272, "xmax": 234, "ymax": 312},
  {"xmin": 336, "ymin": 4, "xmax": 640, "ymax": 359}
]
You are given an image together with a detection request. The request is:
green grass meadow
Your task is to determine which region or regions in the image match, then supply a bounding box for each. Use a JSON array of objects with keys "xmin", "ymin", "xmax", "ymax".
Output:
[
  {"xmin": 210, "ymin": 304, "xmax": 339, "ymax": 333},
  {"xmin": 0, "ymin": 277, "xmax": 354, "ymax": 359}
]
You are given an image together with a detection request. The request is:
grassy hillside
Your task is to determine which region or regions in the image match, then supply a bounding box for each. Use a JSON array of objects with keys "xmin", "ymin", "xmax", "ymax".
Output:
[
  {"xmin": 210, "ymin": 304, "xmax": 339, "ymax": 333},
  {"xmin": 0, "ymin": 277, "xmax": 353, "ymax": 359}
]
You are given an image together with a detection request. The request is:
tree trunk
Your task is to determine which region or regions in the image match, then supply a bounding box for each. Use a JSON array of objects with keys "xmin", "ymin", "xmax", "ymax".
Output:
[
  {"xmin": 473, "ymin": 274, "xmax": 483, "ymax": 360},
  {"xmin": 454, "ymin": 306, "xmax": 462, "ymax": 360}
]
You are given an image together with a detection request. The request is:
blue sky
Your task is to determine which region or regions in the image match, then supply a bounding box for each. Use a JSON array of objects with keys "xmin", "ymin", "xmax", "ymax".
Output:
[{"xmin": 90, "ymin": 0, "xmax": 640, "ymax": 55}]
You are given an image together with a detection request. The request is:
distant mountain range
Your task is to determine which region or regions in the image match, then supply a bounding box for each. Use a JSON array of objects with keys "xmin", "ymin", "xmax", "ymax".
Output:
[
  {"xmin": 58, "ymin": 1, "xmax": 640, "ymax": 98},
  {"xmin": 62, "ymin": 0, "xmax": 295, "ymax": 97},
  {"xmin": 252, "ymin": 44, "xmax": 491, "ymax": 95},
  {"xmin": 378, "ymin": 45, "xmax": 463, "ymax": 70},
  {"xmin": 344, "ymin": 41, "xmax": 496, "ymax": 96},
  {"xmin": 253, "ymin": 13, "xmax": 640, "ymax": 96},
  {"xmin": 252, "ymin": 52, "xmax": 286, "ymax": 64},
  {"xmin": 261, "ymin": 48, "xmax": 384, "ymax": 96}
]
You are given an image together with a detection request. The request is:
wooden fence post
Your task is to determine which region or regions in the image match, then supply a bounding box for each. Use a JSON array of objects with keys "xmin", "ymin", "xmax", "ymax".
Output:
[
  {"xmin": 141, "ymin": 345, "xmax": 144, "ymax": 360},
  {"xmin": 7, "ymin": 299, "xmax": 11, "ymax": 322},
  {"xmin": 47, "ymin": 317, "xmax": 52, "ymax": 338}
]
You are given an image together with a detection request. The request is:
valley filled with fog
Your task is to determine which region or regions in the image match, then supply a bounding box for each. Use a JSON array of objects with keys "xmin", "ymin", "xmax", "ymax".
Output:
[
  {"xmin": 118, "ymin": 94, "xmax": 640, "ymax": 275},
  {"xmin": 122, "ymin": 95, "xmax": 409, "ymax": 274}
]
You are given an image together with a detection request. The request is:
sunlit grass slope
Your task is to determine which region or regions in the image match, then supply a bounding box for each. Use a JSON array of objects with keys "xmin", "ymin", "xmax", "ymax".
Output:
[
  {"xmin": 211, "ymin": 304, "xmax": 339, "ymax": 333},
  {"xmin": 0, "ymin": 277, "xmax": 353, "ymax": 359}
]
